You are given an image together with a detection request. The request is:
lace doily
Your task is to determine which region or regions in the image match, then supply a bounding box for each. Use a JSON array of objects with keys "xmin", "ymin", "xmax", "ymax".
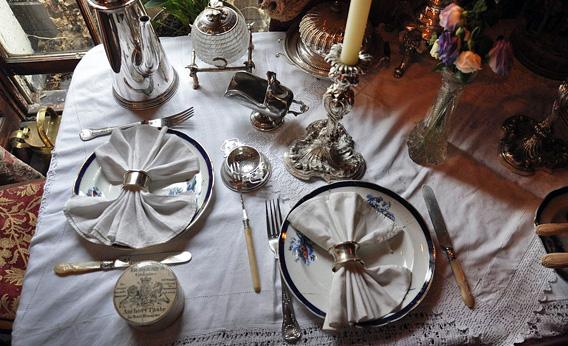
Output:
[{"xmin": 158, "ymin": 236, "xmax": 564, "ymax": 346}]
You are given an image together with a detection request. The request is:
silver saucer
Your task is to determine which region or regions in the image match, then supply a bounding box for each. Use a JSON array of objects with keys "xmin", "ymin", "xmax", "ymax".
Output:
[
  {"xmin": 284, "ymin": 22, "xmax": 329, "ymax": 79},
  {"xmin": 221, "ymin": 145, "xmax": 271, "ymax": 192}
]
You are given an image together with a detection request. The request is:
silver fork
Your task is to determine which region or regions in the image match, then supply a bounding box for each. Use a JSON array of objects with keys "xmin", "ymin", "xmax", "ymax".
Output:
[
  {"xmin": 79, "ymin": 107, "xmax": 194, "ymax": 141},
  {"xmin": 266, "ymin": 198, "xmax": 301, "ymax": 344}
]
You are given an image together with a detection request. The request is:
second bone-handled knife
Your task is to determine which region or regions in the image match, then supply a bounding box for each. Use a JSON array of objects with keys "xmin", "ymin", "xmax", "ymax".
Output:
[
  {"xmin": 422, "ymin": 185, "xmax": 475, "ymax": 309},
  {"xmin": 53, "ymin": 251, "xmax": 192, "ymax": 276}
]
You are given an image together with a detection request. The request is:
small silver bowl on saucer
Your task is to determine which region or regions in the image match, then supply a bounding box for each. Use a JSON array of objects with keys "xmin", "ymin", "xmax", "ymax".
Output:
[{"xmin": 221, "ymin": 144, "xmax": 271, "ymax": 192}]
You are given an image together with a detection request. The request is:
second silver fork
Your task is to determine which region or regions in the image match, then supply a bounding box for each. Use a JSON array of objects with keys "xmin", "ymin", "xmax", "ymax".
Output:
[
  {"xmin": 266, "ymin": 199, "xmax": 302, "ymax": 343},
  {"xmin": 79, "ymin": 107, "xmax": 194, "ymax": 141}
]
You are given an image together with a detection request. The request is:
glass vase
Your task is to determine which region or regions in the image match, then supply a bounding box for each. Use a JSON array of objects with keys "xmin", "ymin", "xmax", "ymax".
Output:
[{"xmin": 407, "ymin": 69, "xmax": 468, "ymax": 165}]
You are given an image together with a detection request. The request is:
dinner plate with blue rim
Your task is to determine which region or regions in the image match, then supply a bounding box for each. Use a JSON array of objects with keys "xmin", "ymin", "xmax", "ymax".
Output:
[
  {"xmin": 278, "ymin": 181, "xmax": 435, "ymax": 326},
  {"xmin": 73, "ymin": 128, "xmax": 214, "ymax": 247},
  {"xmin": 535, "ymin": 186, "xmax": 568, "ymax": 282}
]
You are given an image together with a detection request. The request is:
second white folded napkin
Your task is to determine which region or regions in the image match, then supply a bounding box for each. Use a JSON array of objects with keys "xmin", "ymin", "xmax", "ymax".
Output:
[
  {"xmin": 64, "ymin": 125, "xmax": 200, "ymax": 248},
  {"xmin": 287, "ymin": 191, "xmax": 412, "ymax": 330}
]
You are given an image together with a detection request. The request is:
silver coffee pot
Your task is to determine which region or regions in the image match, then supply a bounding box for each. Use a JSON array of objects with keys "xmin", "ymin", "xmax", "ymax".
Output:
[{"xmin": 88, "ymin": 0, "xmax": 178, "ymax": 110}]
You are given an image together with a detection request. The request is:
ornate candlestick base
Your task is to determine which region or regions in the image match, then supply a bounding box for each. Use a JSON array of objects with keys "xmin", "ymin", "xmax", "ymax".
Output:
[
  {"xmin": 499, "ymin": 82, "xmax": 568, "ymax": 175},
  {"xmin": 284, "ymin": 44, "xmax": 367, "ymax": 182},
  {"xmin": 499, "ymin": 115, "xmax": 568, "ymax": 175}
]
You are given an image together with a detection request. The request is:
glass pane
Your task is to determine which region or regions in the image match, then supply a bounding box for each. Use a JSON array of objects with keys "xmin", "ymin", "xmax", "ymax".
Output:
[
  {"xmin": 228, "ymin": 0, "xmax": 270, "ymax": 32},
  {"xmin": 15, "ymin": 73, "xmax": 72, "ymax": 106},
  {"xmin": 0, "ymin": 0, "xmax": 93, "ymax": 56}
]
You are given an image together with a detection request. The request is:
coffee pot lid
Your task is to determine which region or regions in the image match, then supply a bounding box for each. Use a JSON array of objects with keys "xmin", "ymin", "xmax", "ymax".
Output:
[{"xmin": 194, "ymin": 0, "xmax": 239, "ymax": 35}]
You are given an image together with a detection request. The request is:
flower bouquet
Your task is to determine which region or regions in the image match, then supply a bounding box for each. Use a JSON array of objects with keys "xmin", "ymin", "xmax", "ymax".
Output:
[{"xmin": 407, "ymin": 0, "xmax": 513, "ymax": 166}]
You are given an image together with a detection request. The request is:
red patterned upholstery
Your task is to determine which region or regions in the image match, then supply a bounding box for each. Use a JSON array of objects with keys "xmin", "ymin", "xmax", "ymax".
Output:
[{"xmin": 0, "ymin": 179, "xmax": 45, "ymax": 329}]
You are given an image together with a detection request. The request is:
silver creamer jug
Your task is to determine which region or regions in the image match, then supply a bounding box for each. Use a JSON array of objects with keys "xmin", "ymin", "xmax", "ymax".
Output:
[
  {"xmin": 88, "ymin": 0, "xmax": 178, "ymax": 110},
  {"xmin": 225, "ymin": 71, "xmax": 308, "ymax": 131}
]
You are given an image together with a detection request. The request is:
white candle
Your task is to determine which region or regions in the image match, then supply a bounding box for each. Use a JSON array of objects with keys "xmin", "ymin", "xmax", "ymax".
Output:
[{"xmin": 340, "ymin": 0, "xmax": 372, "ymax": 65}]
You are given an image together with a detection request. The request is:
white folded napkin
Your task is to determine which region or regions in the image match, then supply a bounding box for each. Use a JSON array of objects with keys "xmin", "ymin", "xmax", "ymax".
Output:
[
  {"xmin": 287, "ymin": 191, "xmax": 412, "ymax": 330},
  {"xmin": 64, "ymin": 125, "xmax": 200, "ymax": 248}
]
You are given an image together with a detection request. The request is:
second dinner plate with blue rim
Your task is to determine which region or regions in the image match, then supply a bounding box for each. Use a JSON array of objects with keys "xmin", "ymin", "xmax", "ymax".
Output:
[
  {"xmin": 72, "ymin": 128, "xmax": 214, "ymax": 247},
  {"xmin": 278, "ymin": 181, "xmax": 435, "ymax": 326},
  {"xmin": 535, "ymin": 186, "xmax": 568, "ymax": 282}
]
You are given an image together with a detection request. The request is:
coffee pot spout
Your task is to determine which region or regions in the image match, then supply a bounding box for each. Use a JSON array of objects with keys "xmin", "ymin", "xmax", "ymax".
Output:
[{"xmin": 136, "ymin": 15, "xmax": 161, "ymax": 76}]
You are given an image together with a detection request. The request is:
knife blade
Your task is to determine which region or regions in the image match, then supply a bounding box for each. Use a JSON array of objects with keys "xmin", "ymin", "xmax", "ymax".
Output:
[
  {"xmin": 53, "ymin": 251, "xmax": 192, "ymax": 276},
  {"xmin": 422, "ymin": 185, "xmax": 475, "ymax": 309}
]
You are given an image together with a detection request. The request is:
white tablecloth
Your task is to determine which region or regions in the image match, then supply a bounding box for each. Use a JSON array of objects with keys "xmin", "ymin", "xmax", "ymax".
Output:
[{"xmin": 12, "ymin": 33, "xmax": 568, "ymax": 345}]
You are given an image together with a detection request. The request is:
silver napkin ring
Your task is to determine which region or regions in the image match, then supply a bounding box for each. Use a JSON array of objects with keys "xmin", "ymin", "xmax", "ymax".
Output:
[
  {"xmin": 329, "ymin": 241, "xmax": 365, "ymax": 272},
  {"xmin": 122, "ymin": 170, "xmax": 150, "ymax": 191}
]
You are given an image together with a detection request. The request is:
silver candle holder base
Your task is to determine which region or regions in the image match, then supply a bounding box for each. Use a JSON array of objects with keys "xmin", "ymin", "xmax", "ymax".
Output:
[
  {"xmin": 284, "ymin": 44, "xmax": 367, "ymax": 182},
  {"xmin": 187, "ymin": 25, "xmax": 255, "ymax": 90},
  {"xmin": 499, "ymin": 81, "xmax": 568, "ymax": 175}
]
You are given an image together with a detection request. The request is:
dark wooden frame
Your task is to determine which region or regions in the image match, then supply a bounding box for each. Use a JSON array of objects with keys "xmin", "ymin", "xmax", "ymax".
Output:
[{"xmin": 0, "ymin": 0, "xmax": 100, "ymax": 119}]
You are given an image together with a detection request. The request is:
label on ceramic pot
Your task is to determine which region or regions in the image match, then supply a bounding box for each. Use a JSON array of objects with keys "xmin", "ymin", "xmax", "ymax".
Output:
[{"xmin": 113, "ymin": 261, "xmax": 180, "ymax": 327}]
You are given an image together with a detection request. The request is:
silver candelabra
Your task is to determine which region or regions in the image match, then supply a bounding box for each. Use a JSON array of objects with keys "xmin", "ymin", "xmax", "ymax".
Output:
[
  {"xmin": 284, "ymin": 44, "xmax": 368, "ymax": 182},
  {"xmin": 499, "ymin": 81, "xmax": 568, "ymax": 175}
]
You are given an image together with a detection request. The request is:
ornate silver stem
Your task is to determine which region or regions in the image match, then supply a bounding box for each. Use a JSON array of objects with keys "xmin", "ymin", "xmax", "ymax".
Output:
[
  {"xmin": 284, "ymin": 44, "xmax": 367, "ymax": 182},
  {"xmin": 394, "ymin": 0, "xmax": 446, "ymax": 78},
  {"xmin": 499, "ymin": 81, "xmax": 568, "ymax": 175}
]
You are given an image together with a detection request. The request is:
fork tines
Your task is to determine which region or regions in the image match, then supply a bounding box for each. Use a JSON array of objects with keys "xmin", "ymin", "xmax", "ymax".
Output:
[
  {"xmin": 230, "ymin": 162, "xmax": 242, "ymax": 182},
  {"xmin": 165, "ymin": 107, "xmax": 194, "ymax": 126},
  {"xmin": 265, "ymin": 198, "xmax": 283, "ymax": 239}
]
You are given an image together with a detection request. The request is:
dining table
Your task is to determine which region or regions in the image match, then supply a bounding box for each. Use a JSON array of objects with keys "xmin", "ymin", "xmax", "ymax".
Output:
[{"xmin": 11, "ymin": 31, "xmax": 568, "ymax": 345}]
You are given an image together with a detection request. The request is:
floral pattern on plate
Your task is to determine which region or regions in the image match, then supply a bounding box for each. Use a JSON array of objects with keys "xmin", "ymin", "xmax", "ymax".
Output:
[
  {"xmin": 367, "ymin": 194, "xmax": 395, "ymax": 221},
  {"xmin": 289, "ymin": 233, "xmax": 317, "ymax": 265},
  {"xmin": 87, "ymin": 186, "xmax": 102, "ymax": 197},
  {"xmin": 168, "ymin": 176, "xmax": 198, "ymax": 196}
]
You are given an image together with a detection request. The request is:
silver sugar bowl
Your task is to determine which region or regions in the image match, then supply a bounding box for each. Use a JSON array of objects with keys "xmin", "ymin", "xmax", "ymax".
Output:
[
  {"xmin": 220, "ymin": 139, "xmax": 271, "ymax": 192},
  {"xmin": 191, "ymin": 0, "xmax": 249, "ymax": 67}
]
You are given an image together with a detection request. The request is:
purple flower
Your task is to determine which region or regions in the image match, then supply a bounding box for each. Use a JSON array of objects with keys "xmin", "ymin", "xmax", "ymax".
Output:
[
  {"xmin": 488, "ymin": 39, "xmax": 513, "ymax": 76},
  {"xmin": 439, "ymin": 3, "xmax": 464, "ymax": 31},
  {"xmin": 437, "ymin": 31, "xmax": 460, "ymax": 65}
]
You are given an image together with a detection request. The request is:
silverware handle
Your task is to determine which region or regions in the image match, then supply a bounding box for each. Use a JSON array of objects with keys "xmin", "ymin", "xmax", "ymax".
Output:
[
  {"xmin": 80, "ymin": 128, "xmax": 115, "ymax": 141},
  {"xmin": 80, "ymin": 121, "xmax": 139, "ymax": 141},
  {"xmin": 244, "ymin": 225, "xmax": 261, "ymax": 293},
  {"xmin": 53, "ymin": 261, "xmax": 110, "ymax": 276},
  {"xmin": 541, "ymin": 253, "xmax": 568, "ymax": 268},
  {"xmin": 536, "ymin": 223, "xmax": 568, "ymax": 236},
  {"xmin": 280, "ymin": 273, "xmax": 301, "ymax": 343},
  {"xmin": 448, "ymin": 255, "xmax": 475, "ymax": 309}
]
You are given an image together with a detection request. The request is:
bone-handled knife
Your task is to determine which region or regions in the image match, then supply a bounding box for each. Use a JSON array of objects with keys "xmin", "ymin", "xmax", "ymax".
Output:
[
  {"xmin": 422, "ymin": 185, "xmax": 475, "ymax": 309},
  {"xmin": 54, "ymin": 251, "xmax": 192, "ymax": 276}
]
